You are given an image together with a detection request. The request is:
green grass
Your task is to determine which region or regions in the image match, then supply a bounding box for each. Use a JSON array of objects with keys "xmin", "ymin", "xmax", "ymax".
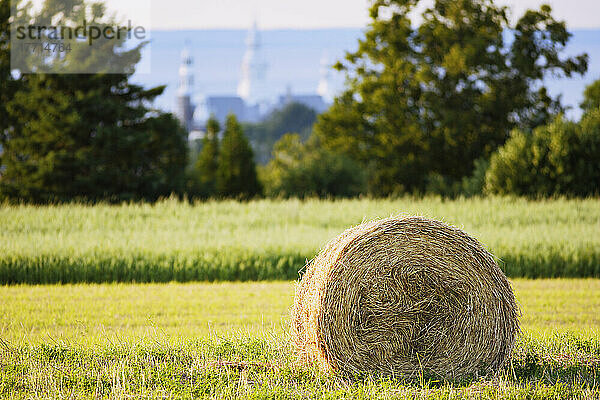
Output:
[
  {"xmin": 1, "ymin": 280, "xmax": 599, "ymax": 398},
  {"xmin": 0, "ymin": 282, "xmax": 294, "ymax": 345},
  {"xmin": 1, "ymin": 335, "xmax": 599, "ymax": 399},
  {"xmin": 2, "ymin": 199, "xmax": 599, "ymax": 397},
  {"xmin": 2, "ymin": 197, "xmax": 600, "ymax": 283},
  {"xmin": 1, "ymin": 280, "xmax": 599, "ymax": 345}
]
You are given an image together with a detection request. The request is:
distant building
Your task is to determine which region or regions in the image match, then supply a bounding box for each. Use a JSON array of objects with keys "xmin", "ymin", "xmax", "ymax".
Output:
[
  {"xmin": 175, "ymin": 22, "xmax": 333, "ymax": 140},
  {"xmin": 195, "ymin": 96, "xmax": 258, "ymax": 126},
  {"xmin": 174, "ymin": 46, "xmax": 195, "ymax": 132},
  {"xmin": 237, "ymin": 21, "xmax": 269, "ymax": 109},
  {"xmin": 273, "ymin": 54, "xmax": 335, "ymax": 114},
  {"xmin": 276, "ymin": 86, "xmax": 329, "ymax": 114},
  {"xmin": 317, "ymin": 52, "xmax": 334, "ymax": 104}
]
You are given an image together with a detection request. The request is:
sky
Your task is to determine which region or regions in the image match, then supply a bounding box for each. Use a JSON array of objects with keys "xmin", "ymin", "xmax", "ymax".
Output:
[
  {"xmin": 98, "ymin": 0, "xmax": 600, "ymax": 31},
  {"xmin": 25, "ymin": 0, "xmax": 600, "ymax": 30}
]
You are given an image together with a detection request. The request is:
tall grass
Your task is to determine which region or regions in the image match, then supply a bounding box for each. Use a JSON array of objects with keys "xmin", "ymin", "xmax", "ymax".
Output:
[{"xmin": 1, "ymin": 197, "xmax": 599, "ymax": 284}]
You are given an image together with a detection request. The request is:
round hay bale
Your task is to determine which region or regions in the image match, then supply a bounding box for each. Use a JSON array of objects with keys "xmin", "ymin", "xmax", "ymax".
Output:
[{"xmin": 291, "ymin": 216, "xmax": 520, "ymax": 379}]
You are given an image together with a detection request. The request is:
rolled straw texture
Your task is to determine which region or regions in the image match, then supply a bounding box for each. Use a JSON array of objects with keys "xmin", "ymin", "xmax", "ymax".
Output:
[{"xmin": 291, "ymin": 216, "xmax": 520, "ymax": 378}]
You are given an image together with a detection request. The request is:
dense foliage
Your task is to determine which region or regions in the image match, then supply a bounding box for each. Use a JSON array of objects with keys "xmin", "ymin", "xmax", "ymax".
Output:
[
  {"xmin": 0, "ymin": 0, "xmax": 188, "ymax": 203},
  {"xmin": 0, "ymin": 0, "xmax": 15, "ymax": 143},
  {"xmin": 314, "ymin": 0, "xmax": 588, "ymax": 195},
  {"xmin": 190, "ymin": 116, "xmax": 221, "ymax": 198},
  {"xmin": 1, "ymin": 75, "xmax": 188, "ymax": 203},
  {"xmin": 2, "ymin": 0, "xmax": 598, "ymax": 201},
  {"xmin": 581, "ymin": 80, "xmax": 600, "ymax": 112},
  {"xmin": 485, "ymin": 108, "xmax": 600, "ymax": 197},
  {"xmin": 244, "ymin": 102, "xmax": 318, "ymax": 164},
  {"xmin": 260, "ymin": 134, "xmax": 366, "ymax": 198},
  {"xmin": 216, "ymin": 115, "xmax": 262, "ymax": 199}
]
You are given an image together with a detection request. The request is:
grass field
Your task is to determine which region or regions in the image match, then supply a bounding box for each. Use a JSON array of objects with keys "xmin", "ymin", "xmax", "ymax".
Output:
[
  {"xmin": 1, "ymin": 280, "xmax": 599, "ymax": 398},
  {"xmin": 2, "ymin": 197, "xmax": 600, "ymax": 283},
  {"xmin": 2, "ymin": 198, "xmax": 600, "ymax": 398},
  {"xmin": 1, "ymin": 280, "xmax": 599, "ymax": 344}
]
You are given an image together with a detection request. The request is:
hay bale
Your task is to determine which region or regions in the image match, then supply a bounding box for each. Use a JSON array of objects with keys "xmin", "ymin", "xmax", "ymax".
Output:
[{"xmin": 291, "ymin": 216, "xmax": 520, "ymax": 379}]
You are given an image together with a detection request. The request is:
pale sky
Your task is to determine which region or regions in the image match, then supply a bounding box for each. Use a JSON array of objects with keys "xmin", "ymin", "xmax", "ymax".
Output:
[
  {"xmin": 27, "ymin": 0, "xmax": 600, "ymax": 30},
  {"xmin": 108, "ymin": 0, "xmax": 600, "ymax": 30}
]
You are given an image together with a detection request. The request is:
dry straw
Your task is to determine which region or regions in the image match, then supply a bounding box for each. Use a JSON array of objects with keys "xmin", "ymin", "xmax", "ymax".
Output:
[{"xmin": 291, "ymin": 216, "xmax": 520, "ymax": 379}]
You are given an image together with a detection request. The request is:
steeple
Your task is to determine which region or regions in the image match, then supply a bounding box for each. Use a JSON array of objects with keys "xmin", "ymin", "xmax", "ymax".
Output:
[
  {"xmin": 237, "ymin": 21, "xmax": 268, "ymax": 106},
  {"xmin": 175, "ymin": 42, "xmax": 195, "ymax": 132},
  {"xmin": 178, "ymin": 43, "xmax": 194, "ymax": 97},
  {"xmin": 317, "ymin": 51, "xmax": 333, "ymax": 104}
]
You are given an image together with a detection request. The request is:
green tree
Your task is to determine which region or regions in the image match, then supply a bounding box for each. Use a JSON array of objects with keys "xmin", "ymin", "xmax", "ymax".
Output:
[
  {"xmin": 9, "ymin": 0, "xmax": 143, "ymax": 74},
  {"xmin": 216, "ymin": 114, "xmax": 261, "ymax": 199},
  {"xmin": 260, "ymin": 134, "xmax": 366, "ymax": 198},
  {"xmin": 574, "ymin": 109, "xmax": 600, "ymax": 193},
  {"xmin": 581, "ymin": 79, "xmax": 600, "ymax": 113},
  {"xmin": 425, "ymin": 157, "xmax": 490, "ymax": 197},
  {"xmin": 0, "ymin": 0, "xmax": 18, "ymax": 153},
  {"xmin": 244, "ymin": 102, "xmax": 318, "ymax": 164},
  {"xmin": 314, "ymin": 0, "xmax": 588, "ymax": 195},
  {"xmin": 485, "ymin": 114, "xmax": 600, "ymax": 197},
  {"xmin": 192, "ymin": 116, "xmax": 220, "ymax": 198},
  {"xmin": 0, "ymin": 0, "xmax": 188, "ymax": 203},
  {"xmin": 2, "ymin": 74, "xmax": 188, "ymax": 202}
]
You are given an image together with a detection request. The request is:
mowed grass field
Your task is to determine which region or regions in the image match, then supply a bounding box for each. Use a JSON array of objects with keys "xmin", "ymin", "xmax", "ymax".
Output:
[
  {"xmin": 1, "ymin": 280, "xmax": 599, "ymax": 398},
  {"xmin": 1, "ymin": 198, "xmax": 600, "ymax": 398},
  {"xmin": 1, "ymin": 280, "xmax": 600, "ymax": 344},
  {"xmin": 1, "ymin": 197, "xmax": 599, "ymax": 283}
]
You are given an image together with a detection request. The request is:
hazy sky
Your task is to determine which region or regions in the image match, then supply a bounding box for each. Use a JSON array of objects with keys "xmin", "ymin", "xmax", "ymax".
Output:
[{"xmin": 99, "ymin": 0, "xmax": 600, "ymax": 30}]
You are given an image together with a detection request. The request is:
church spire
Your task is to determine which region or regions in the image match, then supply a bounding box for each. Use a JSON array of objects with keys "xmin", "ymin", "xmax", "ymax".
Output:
[
  {"xmin": 317, "ymin": 51, "xmax": 333, "ymax": 104},
  {"xmin": 175, "ymin": 42, "xmax": 195, "ymax": 132},
  {"xmin": 178, "ymin": 42, "xmax": 194, "ymax": 96},
  {"xmin": 237, "ymin": 21, "xmax": 268, "ymax": 106}
]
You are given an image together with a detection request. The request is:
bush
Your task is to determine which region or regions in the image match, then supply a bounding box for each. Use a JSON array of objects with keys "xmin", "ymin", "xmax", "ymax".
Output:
[
  {"xmin": 260, "ymin": 134, "xmax": 367, "ymax": 198},
  {"xmin": 461, "ymin": 158, "xmax": 490, "ymax": 197},
  {"xmin": 425, "ymin": 158, "xmax": 490, "ymax": 198},
  {"xmin": 485, "ymin": 114, "xmax": 600, "ymax": 197}
]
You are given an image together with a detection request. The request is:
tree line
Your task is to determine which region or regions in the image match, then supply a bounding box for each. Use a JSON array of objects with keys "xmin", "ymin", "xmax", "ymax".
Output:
[
  {"xmin": 188, "ymin": 115, "xmax": 261, "ymax": 199},
  {"xmin": 1, "ymin": 0, "xmax": 599, "ymax": 203}
]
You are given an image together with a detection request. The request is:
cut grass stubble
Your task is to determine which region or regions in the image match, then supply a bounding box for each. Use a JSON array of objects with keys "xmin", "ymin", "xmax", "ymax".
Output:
[{"xmin": 1, "ymin": 280, "xmax": 599, "ymax": 398}]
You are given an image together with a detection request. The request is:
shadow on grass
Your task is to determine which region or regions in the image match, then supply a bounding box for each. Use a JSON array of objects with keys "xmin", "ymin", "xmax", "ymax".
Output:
[{"xmin": 1, "ymin": 333, "xmax": 598, "ymax": 398}]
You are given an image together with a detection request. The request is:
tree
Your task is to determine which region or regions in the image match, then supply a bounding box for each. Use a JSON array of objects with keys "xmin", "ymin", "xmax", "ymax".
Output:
[
  {"xmin": 0, "ymin": 0, "xmax": 188, "ymax": 203},
  {"xmin": 581, "ymin": 79, "xmax": 600, "ymax": 113},
  {"xmin": 574, "ymin": 109, "xmax": 600, "ymax": 194},
  {"xmin": 260, "ymin": 134, "xmax": 367, "ymax": 198},
  {"xmin": 192, "ymin": 116, "xmax": 220, "ymax": 198},
  {"xmin": 0, "ymin": 0, "xmax": 18, "ymax": 153},
  {"xmin": 485, "ymin": 114, "xmax": 600, "ymax": 197},
  {"xmin": 314, "ymin": 0, "xmax": 588, "ymax": 195},
  {"xmin": 244, "ymin": 102, "xmax": 318, "ymax": 164},
  {"xmin": 216, "ymin": 114, "xmax": 261, "ymax": 199},
  {"xmin": 2, "ymin": 74, "xmax": 188, "ymax": 202},
  {"xmin": 9, "ymin": 0, "xmax": 142, "ymax": 74}
]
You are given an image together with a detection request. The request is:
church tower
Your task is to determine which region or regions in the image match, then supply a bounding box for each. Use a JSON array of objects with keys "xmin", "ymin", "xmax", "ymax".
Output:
[
  {"xmin": 317, "ymin": 52, "xmax": 334, "ymax": 104},
  {"xmin": 237, "ymin": 21, "xmax": 268, "ymax": 107},
  {"xmin": 175, "ymin": 44, "xmax": 195, "ymax": 132}
]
